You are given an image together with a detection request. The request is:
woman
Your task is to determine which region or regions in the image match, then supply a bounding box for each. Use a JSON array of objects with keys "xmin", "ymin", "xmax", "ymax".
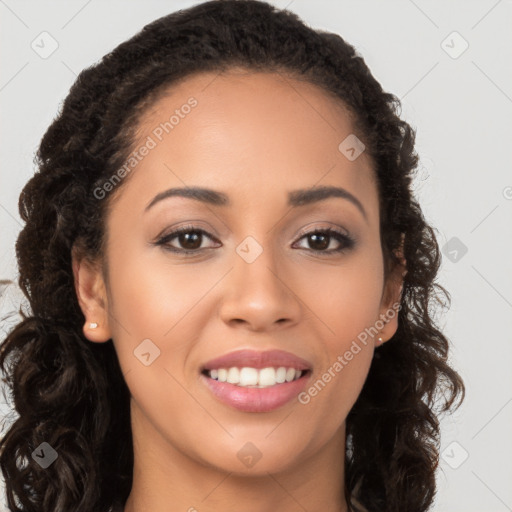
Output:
[{"xmin": 0, "ymin": 1, "xmax": 465, "ymax": 511}]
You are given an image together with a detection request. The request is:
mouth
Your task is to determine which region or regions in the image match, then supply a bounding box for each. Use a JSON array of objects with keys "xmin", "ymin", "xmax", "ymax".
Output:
[
  {"xmin": 201, "ymin": 367, "xmax": 310, "ymax": 388},
  {"xmin": 199, "ymin": 349, "xmax": 312, "ymax": 412}
]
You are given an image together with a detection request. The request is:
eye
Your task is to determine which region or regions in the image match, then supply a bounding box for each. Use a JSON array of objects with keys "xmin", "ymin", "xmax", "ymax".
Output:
[
  {"xmin": 293, "ymin": 228, "xmax": 355, "ymax": 254},
  {"xmin": 154, "ymin": 225, "xmax": 356, "ymax": 256},
  {"xmin": 155, "ymin": 225, "xmax": 220, "ymax": 254}
]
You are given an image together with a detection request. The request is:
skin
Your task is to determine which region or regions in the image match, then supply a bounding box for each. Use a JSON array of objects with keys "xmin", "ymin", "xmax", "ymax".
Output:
[{"xmin": 73, "ymin": 69, "xmax": 405, "ymax": 512}]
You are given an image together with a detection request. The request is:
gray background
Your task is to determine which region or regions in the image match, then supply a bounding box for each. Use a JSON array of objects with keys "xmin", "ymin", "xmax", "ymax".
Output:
[{"xmin": 1, "ymin": 0, "xmax": 511, "ymax": 510}]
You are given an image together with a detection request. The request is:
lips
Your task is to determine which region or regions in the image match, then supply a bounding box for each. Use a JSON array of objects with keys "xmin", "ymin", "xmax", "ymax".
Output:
[
  {"xmin": 201, "ymin": 349, "xmax": 312, "ymax": 372},
  {"xmin": 201, "ymin": 373, "xmax": 310, "ymax": 412},
  {"xmin": 200, "ymin": 349, "xmax": 313, "ymax": 412}
]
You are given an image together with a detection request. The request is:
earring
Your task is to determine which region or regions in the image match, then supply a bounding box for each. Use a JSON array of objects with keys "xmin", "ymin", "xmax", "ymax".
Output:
[
  {"xmin": 89, "ymin": 322, "xmax": 98, "ymax": 329},
  {"xmin": 377, "ymin": 337, "xmax": 383, "ymax": 344}
]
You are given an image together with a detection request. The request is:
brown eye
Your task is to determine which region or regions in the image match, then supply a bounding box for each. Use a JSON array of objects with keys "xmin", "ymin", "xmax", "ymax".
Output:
[
  {"xmin": 155, "ymin": 226, "xmax": 355, "ymax": 256},
  {"xmin": 176, "ymin": 231, "xmax": 203, "ymax": 250},
  {"xmin": 294, "ymin": 228, "xmax": 355, "ymax": 254},
  {"xmin": 307, "ymin": 232, "xmax": 330, "ymax": 251},
  {"xmin": 156, "ymin": 226, "xmax": 219, "ymax": 254}
]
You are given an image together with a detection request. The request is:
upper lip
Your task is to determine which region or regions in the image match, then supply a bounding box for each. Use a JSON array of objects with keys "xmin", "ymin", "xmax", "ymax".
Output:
[{"xmin": 201, "ymin": 349, "xmax": 312, "ymax": 371}]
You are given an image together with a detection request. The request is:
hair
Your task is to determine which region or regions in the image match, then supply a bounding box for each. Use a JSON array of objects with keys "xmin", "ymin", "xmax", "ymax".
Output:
[{"xmin": 0, "ymin": 1, "xmax": 465, "ymax": 511}]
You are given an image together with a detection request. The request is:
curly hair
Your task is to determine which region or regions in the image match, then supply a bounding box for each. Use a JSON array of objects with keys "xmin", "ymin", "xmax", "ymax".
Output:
[{"xmin": 0, "ymin": 1, "xmax": 465, "ymax": 511}]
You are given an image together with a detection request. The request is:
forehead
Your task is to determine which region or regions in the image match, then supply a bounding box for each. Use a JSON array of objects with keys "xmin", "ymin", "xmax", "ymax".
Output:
[
  {"xmin": 138, "ymin": 69, "xmax": 359, "ymax": 151},
  {"xmin": 111, "ymin": 69, "xmax": 377, "ymax": 217}
]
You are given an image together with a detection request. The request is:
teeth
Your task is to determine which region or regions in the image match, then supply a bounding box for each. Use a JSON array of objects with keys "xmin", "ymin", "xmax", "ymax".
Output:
[
  {"xmin": 259, "ymin": 367, "xmax": 276, "ymax": 387},
  {"xmin": 226, "ymin": 367, "xmax": 239, "ymax": 384},
  {"xmin": 276, "ymin": 367, "xmax": 286, "ymax": 383},
  {"xmin": 239, "ymin": 367, "xmax": 258, "ymax": 386},
  {"xmin": 205, "ymin": 366, "xmax": 305, "ymax": 387}
]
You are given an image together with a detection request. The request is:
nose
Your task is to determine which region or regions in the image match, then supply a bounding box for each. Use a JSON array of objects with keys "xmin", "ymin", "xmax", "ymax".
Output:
[{"xmin": 218, "ymin": 241, "xmax": 302, "ymax": 332}]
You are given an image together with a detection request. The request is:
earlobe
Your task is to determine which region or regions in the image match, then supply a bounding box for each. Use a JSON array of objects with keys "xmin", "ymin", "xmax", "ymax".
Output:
[
  {"xmin": 376, "ymin": 246, "xmax": 407, "ymax": 347},
  {"xmin": 375, "ymin": 286, "xmax": 403, "ymax": 347},
  {"xmin": 71, "ymin": 246, "xmax": 112, "ymax": 343}
]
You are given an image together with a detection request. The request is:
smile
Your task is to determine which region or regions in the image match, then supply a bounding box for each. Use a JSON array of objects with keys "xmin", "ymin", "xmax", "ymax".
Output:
[{"xmin": 203, "ymin": 366, "xmax": 306, "ymax": 388}]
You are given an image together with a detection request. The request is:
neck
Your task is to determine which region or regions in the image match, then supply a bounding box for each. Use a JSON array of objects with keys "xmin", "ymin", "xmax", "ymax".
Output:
[{"xmin": 123, "ymin": 400, "xmax": 349, "ymax": 512}]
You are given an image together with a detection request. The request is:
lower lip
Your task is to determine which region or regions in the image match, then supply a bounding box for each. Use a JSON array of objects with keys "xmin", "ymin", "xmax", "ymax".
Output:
[{"xmin": 201, "ymin": 372, "xmax": 310, "ymax": 413}]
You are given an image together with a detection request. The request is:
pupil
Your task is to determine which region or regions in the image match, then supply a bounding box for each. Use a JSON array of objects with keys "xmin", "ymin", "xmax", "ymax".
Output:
[
  {"xmin": 310, "ymin": 233, "xmax": 328, "ymax": 250},
  {"xmin": 180, "ymin": 232, "xmax": 201, "ymax": 249}
]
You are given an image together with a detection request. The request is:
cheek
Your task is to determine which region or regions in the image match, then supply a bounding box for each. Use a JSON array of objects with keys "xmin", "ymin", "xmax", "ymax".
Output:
[
  {"xmin": 105, "ymin": 249, "xmax": 208, "ymax": 427},
  {"xmin": 105, "ymin": 240, "xmax": 232, "ymax": 384},
  {"xmin": 297, "ymin": 253, "xmax": 382, "ymax": 409},
  {"xmin": 298, "ymin": 278, "xmax": 378, "ymax": 436},
  {"xmin": 107, "ymin": 242, "xmax": 213, "ymax": 335},
  {"xmin": 303, "ymin": 253, "xmax": 384, "ymax": 344}
]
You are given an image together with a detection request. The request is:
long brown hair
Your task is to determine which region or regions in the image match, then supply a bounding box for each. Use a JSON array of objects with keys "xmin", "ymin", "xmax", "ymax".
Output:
[{"xmin": 0, "ymin": 1, "xmax": 465, "ymax": 511}]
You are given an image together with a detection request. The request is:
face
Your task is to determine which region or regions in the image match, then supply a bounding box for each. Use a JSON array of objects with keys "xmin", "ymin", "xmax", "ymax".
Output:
[{"xmin": 75, "ymin": 69, "xmax": 402, "ymax": 478}]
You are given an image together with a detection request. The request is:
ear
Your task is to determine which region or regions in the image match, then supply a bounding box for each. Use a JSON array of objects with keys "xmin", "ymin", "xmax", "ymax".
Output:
[
  {"xmin": 71, "ymin": 244, "xmax": 112, "ymax": 343},
  {"xmin": 375, "ymin": 239, "xmax": 407, "ymax": 347}
]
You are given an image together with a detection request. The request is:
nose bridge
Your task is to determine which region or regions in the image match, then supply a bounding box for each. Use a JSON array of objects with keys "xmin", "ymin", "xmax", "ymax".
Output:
[
  {"xmin": 219, "ymin": 232, "xmax": 300, "ymax": 329},
  {"xmin": 233, "ymin": 232, "xmax": 284, "ymax": 296}
]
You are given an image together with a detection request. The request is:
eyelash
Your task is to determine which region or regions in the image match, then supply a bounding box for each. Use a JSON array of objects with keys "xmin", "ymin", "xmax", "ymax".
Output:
[{"xmin": 154, "ymin": 224, "xmax": 356, "ymax": 256}]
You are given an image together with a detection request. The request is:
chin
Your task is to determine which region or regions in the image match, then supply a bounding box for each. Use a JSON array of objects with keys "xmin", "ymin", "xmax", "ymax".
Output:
[{"xmin": 196, "ymin": 436, "xmax": 307, "ymax": 476}]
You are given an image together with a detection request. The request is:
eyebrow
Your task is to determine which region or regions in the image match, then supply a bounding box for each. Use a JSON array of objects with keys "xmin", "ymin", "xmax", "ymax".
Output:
[{"xmin": 145, "ymin": 185, "xmax": 367, "ymax": 220}]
